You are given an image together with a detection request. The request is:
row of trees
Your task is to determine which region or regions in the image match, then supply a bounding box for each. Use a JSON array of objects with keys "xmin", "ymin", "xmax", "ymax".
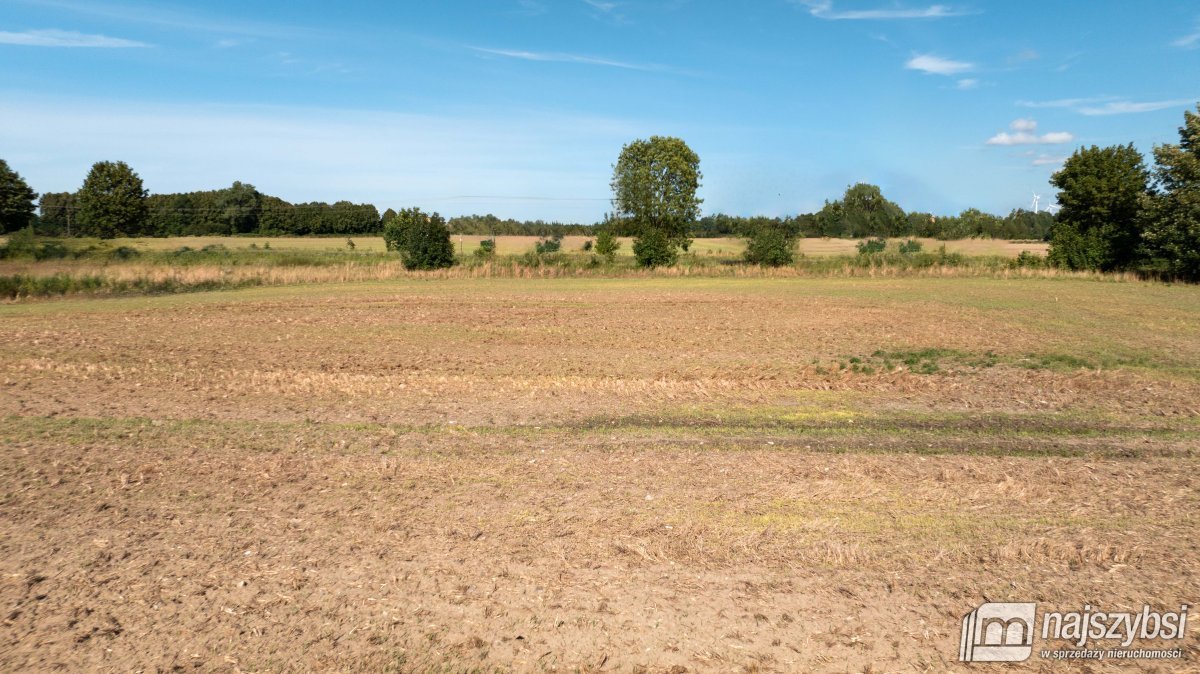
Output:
[
  {"xmin": 4, "ymin": 162, "xmax": 596, "ymax": 238},
  {"xmin": 694, "ymin": 200, "xmax": 1054, "ymax": 241},
  {"xmin": 0, "ymin": 157, "xmax": 1054, "ymax": 243},
  {"xmin": 446, "ymin": 214, "xmax": 591, "ymax": 237},
  {"xmin": 33, "ymin": 166, "xmax": 382, "ymax": 238},
  {"xmin": 1048, "ymin": 104, "xmax": 1200, "ymax": 279}
]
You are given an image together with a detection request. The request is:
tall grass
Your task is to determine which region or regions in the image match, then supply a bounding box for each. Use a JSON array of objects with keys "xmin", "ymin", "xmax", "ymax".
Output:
[{"xmin": 0, "ymin": 242, "xmax": 1137, "ymax": 301}]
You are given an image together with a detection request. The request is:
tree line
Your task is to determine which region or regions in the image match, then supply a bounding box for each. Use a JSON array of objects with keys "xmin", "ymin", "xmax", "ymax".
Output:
[
  {"xmin": 1046, "ymin": 104, "xmax": 1200, "ymax": 280},
  {"xmin": 2, "ymin": 156, "xmax": 1050, "ymax": 242}
]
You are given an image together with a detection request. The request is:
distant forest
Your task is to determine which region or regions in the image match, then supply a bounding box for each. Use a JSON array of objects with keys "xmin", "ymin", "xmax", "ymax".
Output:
[{"xmin": 31, "ymin": 179, "xmax": 1053, "ymax": 240}]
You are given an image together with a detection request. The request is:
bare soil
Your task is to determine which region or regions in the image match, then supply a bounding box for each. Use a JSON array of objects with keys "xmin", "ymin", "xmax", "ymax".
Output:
[{"xmin": 1, "ymin": 277, "xmax": 1198, "ymax": 672}]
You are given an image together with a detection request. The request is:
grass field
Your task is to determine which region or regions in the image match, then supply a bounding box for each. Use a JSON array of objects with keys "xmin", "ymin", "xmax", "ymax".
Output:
[
  {"xmin": 94, "ymin": 234, "xmax": 1048, "ymax": 258},
  {"xmin": 2, "ymin": 276, "xmax": 1198, "ymax": 672}
]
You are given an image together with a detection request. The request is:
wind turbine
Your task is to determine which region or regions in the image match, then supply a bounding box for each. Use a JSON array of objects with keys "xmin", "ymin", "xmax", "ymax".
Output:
[{"xmin": 1031, "ymin": 193, "xmax": 1041, "ymax": 214}]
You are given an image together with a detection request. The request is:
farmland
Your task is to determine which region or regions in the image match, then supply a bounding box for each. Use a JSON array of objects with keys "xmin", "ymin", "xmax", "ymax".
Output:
[{"xmin": 2, "ymin": 274, "xmax": 1198, "ymax": 672}]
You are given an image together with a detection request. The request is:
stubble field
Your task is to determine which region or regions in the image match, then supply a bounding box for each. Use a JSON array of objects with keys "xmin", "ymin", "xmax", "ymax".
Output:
[{"xmin": 2, "ymin": 275, "xmax": 1198, "ymax": 672}]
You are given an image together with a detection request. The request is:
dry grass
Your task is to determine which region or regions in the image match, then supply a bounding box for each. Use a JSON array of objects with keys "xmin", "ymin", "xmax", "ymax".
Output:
[{"xmin": 98, "ymin": 234, "xmax": 1048, "ymax": 258}]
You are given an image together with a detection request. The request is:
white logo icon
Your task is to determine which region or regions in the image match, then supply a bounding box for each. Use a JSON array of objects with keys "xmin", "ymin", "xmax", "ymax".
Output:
[{"xmin": 960, "ymin": 602, "xmax": 1037, "ymax": 662}]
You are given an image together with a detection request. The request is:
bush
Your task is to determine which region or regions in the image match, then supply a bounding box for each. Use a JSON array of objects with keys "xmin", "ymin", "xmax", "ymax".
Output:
[
  {"xmin": 743, "ymin": 225, "xmax": 796, "ymax": 267},
  {"xmin": 632, "ymin": 228, "xmax": 677, "ymax": 267},
  {"xmin": 581, "ymin": 239, "xmax": 593, "ymax": 252},
  {"xmin": 474, "ymin": 238, "xmax": 496, "ymax": 260},
  {"xmin": 594, "ymin": 230, "xmax": 620, "ymax": 261},
  {"xmin": 534, "ymin": 234, "xmax": 562, "ymax": 254},
  {"xmin": 383, "ymin": 207, "xmax": 455, "ymax": 270},
  {"xmin": 1046, "ymin": 221, "xmax": 1106, "ymax": 270},
  {"xmin": 107, "ymin": 245, "xmax": 140, "ymax": 260},
  {"xmin": 898, "ymin": 239, "xmax": 923, "ymax": 254},
  {"xmin": 1011, "ymin": 250, "xmax": 1047, "ymax": 269},
  {"xmin": 856, "ymin": 237, "xmax": 887, "ymax": 254}
]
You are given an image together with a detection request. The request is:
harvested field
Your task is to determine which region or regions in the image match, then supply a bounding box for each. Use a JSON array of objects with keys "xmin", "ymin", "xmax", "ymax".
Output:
[{"xmin": 2, "ymin": 276, "xmax": 1198, "ymax": 672}]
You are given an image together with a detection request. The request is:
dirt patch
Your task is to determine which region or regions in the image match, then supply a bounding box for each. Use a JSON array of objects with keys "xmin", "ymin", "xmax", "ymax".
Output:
[{"xmin": 2, "ymin": 425, "xmax": 1198, "ymax": 672}]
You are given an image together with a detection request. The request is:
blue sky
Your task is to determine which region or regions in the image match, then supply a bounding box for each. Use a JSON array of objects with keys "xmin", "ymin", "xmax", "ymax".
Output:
[{"xmin": 1, "ymin": 1, "xmax": 1197, "ymax": 222}]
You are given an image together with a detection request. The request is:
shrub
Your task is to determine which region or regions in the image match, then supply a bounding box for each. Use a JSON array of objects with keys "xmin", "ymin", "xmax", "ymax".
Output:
[
  {"xmin": 1011, "ymin": 250, "xmax": 1047, "ymax": 269},
  {"xmin": 594, "ymin": 230, "xmax": 620, "ymax": 261},
  {"xmin": 898, "ymin": 239, "xmax": 923, "ymax": 254},
  {"xmin": 743, "ymin": 225, "xmax": 796, "ymax": 267},
  {"xmin": 581, "ymin": 239, "xmax": 593, "ymax": 252},
  {"xmin": 534, "ymin": 234, "xmax": 562, "ymax": 254},
  {"xmin": 856, "ymin": 237, "xmax": 887, "ymax": 254},
  {"xmin": 383, "ymin": 207, "xmax": 455, "ymax": 270},
  {"xmin": 474, "ymin": 238, "xmax": 496, "ymax": 260},
  {"xmin": 632, "ymin": 228, "xmax": 677, "ymax": 267},
  {"xmin": 107, "ymin": 245, "xmax": 140, "ymax": 260}
]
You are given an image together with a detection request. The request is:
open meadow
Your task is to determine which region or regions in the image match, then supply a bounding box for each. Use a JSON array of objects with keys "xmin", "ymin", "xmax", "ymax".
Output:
[{"xmin": 2, "ymin": 273, "xmax": 1198, "ymax": 672}]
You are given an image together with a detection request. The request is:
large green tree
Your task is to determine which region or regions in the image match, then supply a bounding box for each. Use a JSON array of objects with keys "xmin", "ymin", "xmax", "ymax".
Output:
[
  {"xmin": 0, "ymin": 159, "xmax": 38, "ymax": 233},
  {"xmin": 610, "ymin": 136, "xmax": 701, "ymax": 263},
  {"xmin": 77, "ymin": 160, "xmax": 148, "ymax": 238},
  {"xmin": 217, "ymin": 181, "xmax": 261, "ymax": 235},
  {"xmin": 1141, "ymin": 104, "xmax": 1200, "ymax": 280},
  {"xmin": 814, "ymin": 183, "xmax": 907, "ymax": 238},
  {"xmin": 382, "ymin": 207, "xmax": 455, "ymax": 270},
  {"xmin": 1048, "ymin": 144, "xmax": 1148, "ymax": 271}
]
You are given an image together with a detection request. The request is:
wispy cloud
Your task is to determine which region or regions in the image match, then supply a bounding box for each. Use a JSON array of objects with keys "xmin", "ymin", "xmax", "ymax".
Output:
[
  {"xmin": 1007, "ymin": 48, "xmax": 1039, "ymax": 65},
  {"xmin": 1017, "ymin": 96, "xmax": 1114, "ymax": 109},
  {"xmin": 1172, "ymin": 24, "xmax": 1200, "ymax": 49},
  {"xmin": 0, "ymin": 28, "xmax": 149, "ymax": 47},
  {"xmin": 956, "ymin": 78, "xmax": 979, "ymax": 90},
  {"xmin": 905, "ymin": 54, "xmax": 973, "ymax": 76},
  {"xmin": 1019, "ymin": 96, "xmax": 1195, "ymax": 116},
  {"xmin": 470, "ymin": 46, "xmax": 671, "ymax": 72},
  {"xmin": 15, "ymin": 0, "xmax": 311, "ymax": 39},
  {"xmin": 515, "ymin": 0, "xmax": 547, "ymax": 16},
  {"xmin": 1077, "ymin": 99, "xmax": 1197, "ymax": 116},
  {"xmin": 1031, "ymin": 154, "xmax": 1068, "ymax": 167},
  {"xmin": 799, "ymin": 0, "xmax": 969, "ymax": 20},
  {"xmin": 985, "ymin": 119, "xmax": 1073, "ymax": 146},
  {"xmin": 583, "ymin": 0, "xmax": 617, "ymax": 11}
]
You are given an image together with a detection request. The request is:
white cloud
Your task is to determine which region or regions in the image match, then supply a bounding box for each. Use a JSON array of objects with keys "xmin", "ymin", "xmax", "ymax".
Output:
[
  {"xmin": 800, "ymin": 1, "xmax": 968, "ymax": 20},
  {"xmin": 515, "ymin": 0, "xmax": 547, "ymax": 15},
  {"xmin": 905, "ymin": 54, "xmax": 973, "ymax": 76},
  {"xmin": 583, "ymin": 0, "xmax": 617, "ymax": 11},
  {"xmin": 15, "ymin": 0, "xmax": 311, "ymax": 39},
  {"xmin": 1077, "ymin": 99, "xmax": 1196, "ymax": 116},
  {"xmin": 1017, "ymin": 96, "xmax": 1115, "ymax": 109},
  {"xmin": 1018, "ymin": 96, "xmax": 1195, "ymax": 116},
  {"xmin": 985, "ymin": 119, "xmax": 1073, "ymax": 146},
  {"xmin": 470, "ymin": 46, "xmax": 672, "ymax": 72},
  {"xmin": 0, "ymin": 28, "xmax": 149, "ymax": 47},
  {"xmin": 1031, "ymin": 154, "xmax": 1067, "ymax": 167},
  {"xmin": 1172, "ymin": 26, "xmax": 1200, "ymax": 49},
  {"xmin": 1010, "ymin": 48, "xmax": 1039, "ymax": 63},
  {"xmin": 956, "ymin": 78, "xmax": 979, "ymax": 90}
]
